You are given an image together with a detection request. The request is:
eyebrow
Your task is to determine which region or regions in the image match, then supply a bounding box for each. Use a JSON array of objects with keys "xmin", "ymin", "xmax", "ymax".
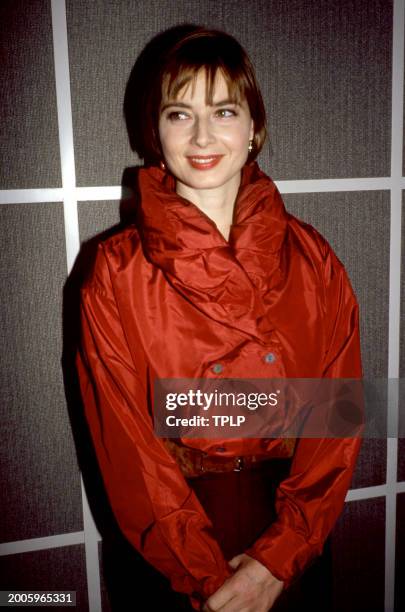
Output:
[{"xmin": 160, "ymin": 98, "xmax": 239, "ymax": 112}]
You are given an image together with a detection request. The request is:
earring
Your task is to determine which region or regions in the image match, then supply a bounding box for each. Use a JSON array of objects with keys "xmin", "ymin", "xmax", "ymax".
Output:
[
  {"xmin": 160, "ymin": 160, "xmax": 166, "ymax": 171},
  {"xmin": 248, "ymin": 139, "xmax": 254, "ymax": 153}
]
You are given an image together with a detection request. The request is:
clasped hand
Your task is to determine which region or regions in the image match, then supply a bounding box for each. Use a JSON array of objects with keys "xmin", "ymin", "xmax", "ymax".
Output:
[{"xmin": 201, "ymin": 553, "xmax": 284, "ymax": 612}]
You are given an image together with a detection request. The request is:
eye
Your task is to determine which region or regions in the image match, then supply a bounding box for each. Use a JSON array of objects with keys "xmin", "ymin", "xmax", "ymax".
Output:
[
  {"xmin": 215, "ymin": 108, "xmax": 237, "ymax": 118},
  {"xmin": 166, "ymin": 110, "xmax": 189, "ymax": 121}
]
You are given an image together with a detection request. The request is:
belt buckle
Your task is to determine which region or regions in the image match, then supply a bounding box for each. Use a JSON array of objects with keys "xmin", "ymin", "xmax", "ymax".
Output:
[{"xmin": 233, "ymin": 456, "xmax": 245, "ymax": 471}]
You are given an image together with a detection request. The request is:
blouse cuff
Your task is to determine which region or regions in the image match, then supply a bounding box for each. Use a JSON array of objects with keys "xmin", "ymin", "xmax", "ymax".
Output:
[{"xmin": 244, "ymin": 524, "xmax": 319, "ymax": 591}]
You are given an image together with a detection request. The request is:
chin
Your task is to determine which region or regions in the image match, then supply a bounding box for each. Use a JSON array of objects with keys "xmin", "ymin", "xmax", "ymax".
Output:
[
  {"xmin": 187, "ymin": 176, "xmax": 226, "ymax": 189},
  {"xmin": 181, "ymin": 168, "xmax": 241, "ymax": 191}
]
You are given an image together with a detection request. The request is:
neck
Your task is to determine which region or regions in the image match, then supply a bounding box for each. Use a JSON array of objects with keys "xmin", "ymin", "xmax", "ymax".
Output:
[{"xmin": 175, "ymin": 172, "xmax": 241, "ymax": 241}]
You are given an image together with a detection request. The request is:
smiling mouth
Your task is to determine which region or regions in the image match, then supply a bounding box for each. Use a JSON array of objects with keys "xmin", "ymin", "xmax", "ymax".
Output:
[{"xmin": 186, "ymin": 155, "xmax": 224, "ymax": 170}]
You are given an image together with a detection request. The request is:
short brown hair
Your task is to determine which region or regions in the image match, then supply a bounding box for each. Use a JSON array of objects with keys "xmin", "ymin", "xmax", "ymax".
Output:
[{"xmin": 132, "ymin": 26, "xmax": 267, "ymax": 164}]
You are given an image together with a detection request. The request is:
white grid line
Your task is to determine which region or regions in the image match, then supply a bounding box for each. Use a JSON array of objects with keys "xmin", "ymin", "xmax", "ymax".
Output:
[
  {"xmin": 51, "ymin": 0, "xmax": 79, "ymax": 273},
  {"xmin": 275, "ymin": 177, "xmax": 393, "ymax": 193},
  {"xmin": 1, "ymin": 177, "xmax": 403, "ymax": 206},
  {"xmin": 385, "ymin": 1, "xmax": 404, "ymax": 610},
  {"xmin": 81, "ymin": 480, "xmax": 102, "ymax": 611},
  {"xmin": 50, "ymin": 1, "xmax": 101, "ymax": 611},
  {"xmin": 0, "ymin": 532, "xmax": 85, "ymax": 557},
  {"xmin": 0, "ymin": 189, "xmax": 64, "ymax": 204},
  {"xmin": 346, "ymin": 485, "xmax": 389, "ymax": 502}
]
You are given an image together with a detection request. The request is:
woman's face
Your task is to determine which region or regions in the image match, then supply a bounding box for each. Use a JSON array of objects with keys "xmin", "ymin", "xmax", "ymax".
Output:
[{"xmin": 158, "ymin": 69, "xmax": 254, "ymax": 195}]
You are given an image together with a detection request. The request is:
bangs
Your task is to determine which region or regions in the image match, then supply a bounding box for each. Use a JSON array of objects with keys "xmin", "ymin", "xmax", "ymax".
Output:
[{"xmin": 161, "ymin": 65, "xmax": 245, "ymax": 106}]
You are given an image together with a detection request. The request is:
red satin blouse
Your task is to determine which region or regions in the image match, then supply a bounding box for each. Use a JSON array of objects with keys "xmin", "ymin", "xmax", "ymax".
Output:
[{"xmin": 76, "ymin": 161, "xmax": 363, "ymax": 610}]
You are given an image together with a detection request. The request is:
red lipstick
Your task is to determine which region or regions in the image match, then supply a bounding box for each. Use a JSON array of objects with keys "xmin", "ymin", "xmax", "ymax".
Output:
[{"xmin": 186, "ymin": 155, "xmax": 223, "ymax": 170}]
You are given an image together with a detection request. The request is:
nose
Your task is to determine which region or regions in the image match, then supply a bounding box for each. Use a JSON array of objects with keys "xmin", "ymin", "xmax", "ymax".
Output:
[{"xmin": 191, "ymin": 116, "xmax": 215, "ymax": 147}]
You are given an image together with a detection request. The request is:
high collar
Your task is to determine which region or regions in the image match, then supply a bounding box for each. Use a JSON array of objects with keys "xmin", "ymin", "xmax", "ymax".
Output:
[
  {"xmin": 135, "ymin": 162, "xmax": 289, "ymax": 343},
  {"xmin": 136, "ymin": 161, "xmax": 287, "ymax": 258}
]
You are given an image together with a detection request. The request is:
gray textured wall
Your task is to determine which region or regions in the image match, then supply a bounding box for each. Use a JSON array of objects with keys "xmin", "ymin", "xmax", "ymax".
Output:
[{"xmin": 0, "ymin": 1, "xmax": 403, "ymax": 611}]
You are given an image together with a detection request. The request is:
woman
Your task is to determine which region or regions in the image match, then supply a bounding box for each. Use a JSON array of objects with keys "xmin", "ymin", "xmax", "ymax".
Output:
[{"xmin": 76, "ymin": 26, "xmax": 363, "ymax": 611}]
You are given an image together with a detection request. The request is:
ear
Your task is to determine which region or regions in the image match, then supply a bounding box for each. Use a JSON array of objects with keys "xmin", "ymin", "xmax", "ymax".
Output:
[{"xmin": 249, "ymin": 119, "xmax": 254, "ymax": 141}]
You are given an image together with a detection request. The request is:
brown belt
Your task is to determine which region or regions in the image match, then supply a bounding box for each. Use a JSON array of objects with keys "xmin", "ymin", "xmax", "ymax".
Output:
[{"xmin": 163, "ymin": 438, "xmax": 274, "ymax": 479}]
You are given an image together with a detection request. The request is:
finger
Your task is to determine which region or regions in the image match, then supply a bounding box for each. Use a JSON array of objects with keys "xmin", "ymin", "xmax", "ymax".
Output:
[
  {"xmin": 228, "ymin": 554, "xmax": 243, "ymax": 569},
  {"xmin": 217, "ymin": 595, "xmax": 248, "ymax": 612},
  {"xmin": 205, "ymin": 576, "xmax": 238, "ymax": 610},
  {"xmin": 202, "ymin": 603, "xmax": 218, "ymax": 612}
]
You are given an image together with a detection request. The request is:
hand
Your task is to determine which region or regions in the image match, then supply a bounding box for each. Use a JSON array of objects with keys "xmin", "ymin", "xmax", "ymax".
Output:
[{"xmin": 201, "ymin": 553, "xmax": 284, "ymax": 612}]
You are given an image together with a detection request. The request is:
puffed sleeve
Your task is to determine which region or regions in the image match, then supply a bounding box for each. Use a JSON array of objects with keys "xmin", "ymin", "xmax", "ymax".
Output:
[
  {"xmin": 75, "ymin": 244, "xmax": 233, "ymax": 610},
  {"xmin": 244, "ymin": 246, "xmax": 363, "ymax": 590}
]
